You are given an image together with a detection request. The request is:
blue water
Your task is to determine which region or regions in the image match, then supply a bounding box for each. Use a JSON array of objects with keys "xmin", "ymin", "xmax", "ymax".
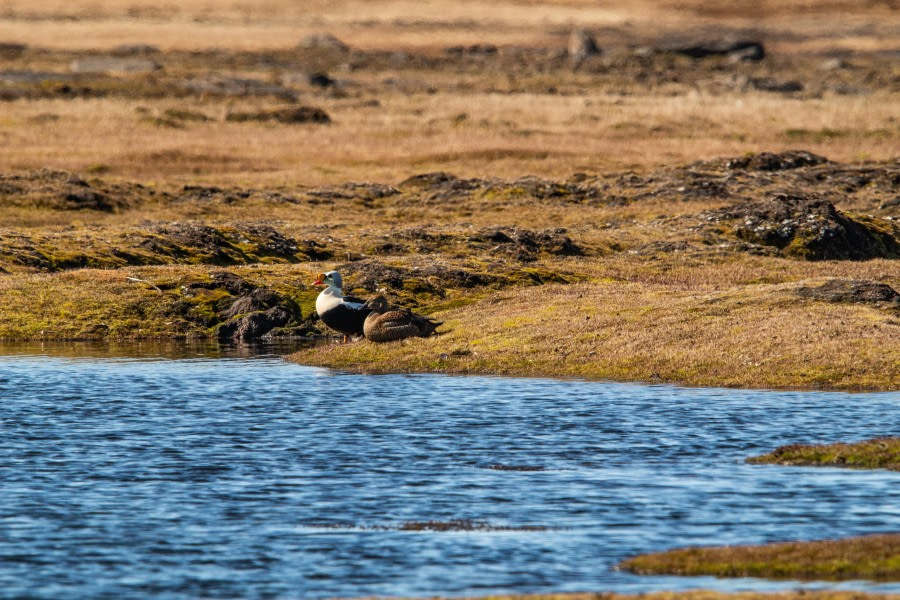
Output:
[{"xmin": 0, "ymin": 343, "xmax": 898, "ymax": 599}]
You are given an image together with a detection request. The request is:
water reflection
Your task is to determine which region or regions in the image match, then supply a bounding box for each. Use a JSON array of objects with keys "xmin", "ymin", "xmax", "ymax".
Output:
[{"xmin": 0, "ymin": 339, "xmax": 315, "ymax": 360}]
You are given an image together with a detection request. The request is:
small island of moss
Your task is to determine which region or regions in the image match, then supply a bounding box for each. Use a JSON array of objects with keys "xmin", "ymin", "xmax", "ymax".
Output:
[
  {"xmin": 618, "ymin": 533, "xmax": 900, "ymax": 582},
  {"xmin": 746, "ymin": 437, "xmax": 900, "ymax": 471}
]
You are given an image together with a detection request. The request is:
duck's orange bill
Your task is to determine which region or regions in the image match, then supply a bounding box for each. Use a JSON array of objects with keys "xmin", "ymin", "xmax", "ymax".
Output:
[{"xmin": 313, "ymin": 274, "xmax": 325, "ymax": 285}]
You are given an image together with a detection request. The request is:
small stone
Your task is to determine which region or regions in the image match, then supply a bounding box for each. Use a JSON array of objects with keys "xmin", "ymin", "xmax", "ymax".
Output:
[
  {"xmin": 70, "ymin": 56, "xmax": 160, "ymax": 74},
  {"xmin": 568, "ymin": 29, "xmax": 600, "ymax": 67},
  {"xmin": 299, "ymin": 32, "xmax": 349, "ymax": 52}
]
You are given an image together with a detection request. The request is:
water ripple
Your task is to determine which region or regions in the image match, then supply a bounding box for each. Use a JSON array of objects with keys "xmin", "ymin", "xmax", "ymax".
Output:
[{"xmin": 0, "ymin": 350, "xmax": 898, "ymax": 599}]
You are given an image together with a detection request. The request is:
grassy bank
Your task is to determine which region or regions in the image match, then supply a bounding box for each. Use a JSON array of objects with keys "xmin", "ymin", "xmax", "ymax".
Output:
[
  {"xmin": 289, "ymin": 270, "xmax": 899, "ymax": 391},
  {"xmin": 618, "ymin": 533, "xmax": 900, "ymax": 581},
  {"xmin": 748, "ymin": 437, "xmax": 900, "ymax": 471}
]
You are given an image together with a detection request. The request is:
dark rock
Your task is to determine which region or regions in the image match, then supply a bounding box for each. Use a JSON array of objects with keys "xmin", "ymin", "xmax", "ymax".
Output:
[
  {"xmin": 308, "ymin": 72, "xmax": 336, "ymax": 87},
  {"xmin": 307, "ymin": 181, "xmax": 399, "ymax": 201},
  {"xmin": 398, "ymin": 172, "xmax": 459, "ymax": 189},
  {"xmin": 297, "ymin": 239, "xmax": 333, "ymax": 260},
  {"xmin": 192, "ymin": 271, "xmax": 256, "ymax": 296},
  {"xmin": 237, "ymin": 224, "xmax": 299, "ymax": 258},
  {"xmin": 750, "ymin": 77, "xmax": 804, "ymax": 93},
  {"xmin": 671, "ymin": 39, "xmax": 765, "ymax": 61},
  {"xmin": 728, "ymin": 42, "xmax": 765, "ymax": 62},
  {"xmin": 710, "ymin": 193, "xmax": 900, "ymax": 260},
  {"xmin": 163, "ymin": 108, "xmax": 211, "ymax": 122},
  {"xmin": 469, "ymin": 226, "xmax": 583, "ymax": 261},
  {"xmin": 225, "ymin": 106, "xmax": 331, "ymax": 124},
  {"xmin": 222, "ymin": 288, "xmax": 282, "ymax": 319},
  {"xmin": 217, "ymin": 306, "xmax": 292, "ymax": 340},
  {"xmin": 0, "ymin": 169, "xmax": 131, "ymax": 212},
  {"xmin": 444, "ymin": 44, "xmax": 498, "ymax": 56},
  {"xmin": 396, "ymin": 172, "xmax": 484, "ymax": 203},
  {"xmin": 797, "ymin": 280, "xmax": 899, "ymax": 305},
  {"xmin": 0, "ymin": 43, "xmax": 27, "ymax": 58},
  {"xmin": 568, "ymin": 29, "xmax": 600, "ymax": 66},
  {"xmin": 63, "ymin": 189, "xmax": 113, "ymax": 211},
  {"xmin": 726, "ymin": 150, "xmax": 829, "ymax": 171}
]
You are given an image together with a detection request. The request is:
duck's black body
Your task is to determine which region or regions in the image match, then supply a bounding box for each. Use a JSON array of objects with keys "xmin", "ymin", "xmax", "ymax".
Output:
[
  {"xmin": 318, "ymin": 296, "xmax": 371, "ymax": 336},
  {"xmin": 314, "ymin": 271, "xmax": 372, "ymax": 338}
]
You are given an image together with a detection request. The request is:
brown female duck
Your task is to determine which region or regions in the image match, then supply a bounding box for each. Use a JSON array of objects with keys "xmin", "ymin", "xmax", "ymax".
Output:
[{"xmin": 361, "ymin": 295, "xmax": 442, "ymax": 342}]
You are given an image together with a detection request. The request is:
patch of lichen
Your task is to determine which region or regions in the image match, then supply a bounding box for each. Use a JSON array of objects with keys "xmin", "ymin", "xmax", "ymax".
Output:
[
  {"xmin": 618, "ymin": 533, "xmax": 900, "ymax": 582},
  {"xmin": 846, "ymin": 213, "xmax": 900, "ymax": 258},
  {"xmin": 747, "ymin": 437, "xmax": 900, "ymax": 471}
]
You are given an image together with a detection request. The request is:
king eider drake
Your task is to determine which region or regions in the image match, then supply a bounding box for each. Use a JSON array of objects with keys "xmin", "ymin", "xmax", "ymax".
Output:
[
  {"xmin": 361, "ymin": 295, "xmax": 442, "ymax": 343},
  {"xmin": 313, "ymin": 270, "xmax": 372, "ymax": 341}
]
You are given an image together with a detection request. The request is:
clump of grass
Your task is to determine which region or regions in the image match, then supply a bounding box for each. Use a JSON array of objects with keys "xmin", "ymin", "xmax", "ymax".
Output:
[
  {"xmin": 291, "ymin": 276, "xmax": 900, "ymax": 391},
  {"xmin": 747, "ymin": 437, "xmax": 900, "ymax": 471},
  {"xmin": 618, "ymin": 533, "xmax": 900, "ymax": 581}
]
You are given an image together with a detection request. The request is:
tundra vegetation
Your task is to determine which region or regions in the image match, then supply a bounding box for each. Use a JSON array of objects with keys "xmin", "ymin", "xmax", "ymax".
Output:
[
  {"xmin": 1, "ymin": 1, "xmax": 898, "ymax": 597},
  {"xmin": 748, "ymin": 436, "xmax": 900, "ymax": 471},
  {"xmin": 618, "ymin": 533, "xmax": 900, "ymax": 582}
]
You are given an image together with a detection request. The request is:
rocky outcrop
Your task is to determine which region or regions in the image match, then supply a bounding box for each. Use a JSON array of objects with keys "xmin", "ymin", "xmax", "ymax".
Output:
[
  {"xmin": 217, "ymin": 289, "xmax": 295, "ymax": 340},
  {"xmin": 176, "ymin": 272, "xmax": 308, "ymax": 340},
  {"xmin": 225, "ymin": 106, "xmax": 331, "ymax": 124},
  {"xmin": 726, "ymin": 150, "xmax": 829, "ymax": 171},
  {"xmin": 709, "ymin": 193, "xmax": 900, "ymax": 260},
  {"xmin": 797, "ymin": 280, "xmax": 899, "ymax": 306}
]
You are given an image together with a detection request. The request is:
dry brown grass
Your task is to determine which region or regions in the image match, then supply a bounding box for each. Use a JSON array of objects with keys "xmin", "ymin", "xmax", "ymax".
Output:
[
  {"xmin": 291, "ymin": 267, "xmax": 900, "ymax": 391},
  {"xmin": 0, "ymin": 92, "xmax": 895, "ymax": 185},
  {"xmin": 0, "ymin": 0, "xmax": 895, "ymax": 51}
]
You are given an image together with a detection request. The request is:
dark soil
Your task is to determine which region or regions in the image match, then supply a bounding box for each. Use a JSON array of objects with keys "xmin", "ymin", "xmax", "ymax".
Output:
[
  {"xmin": 797, "ymin": 279, "xmax": 900, "ymax": 306},
  {"xmin": 0, "ymin": 169, "xmax": 140, "ymax": 212},
  {"xmin": 225, "ymin": 106, "xmax": 331, "ymax": 124}
]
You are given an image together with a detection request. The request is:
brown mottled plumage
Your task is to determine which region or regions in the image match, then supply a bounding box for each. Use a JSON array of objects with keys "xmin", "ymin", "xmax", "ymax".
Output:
[{"xmin": 361, "ymin": 295, "xmax": 442, "ymax": 342}]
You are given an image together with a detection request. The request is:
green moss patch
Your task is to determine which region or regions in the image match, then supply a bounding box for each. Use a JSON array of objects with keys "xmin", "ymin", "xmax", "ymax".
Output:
[
  {"xmin": 619, "ymin": 533, "xmax": 900, "ymax": 581},
  {"xmin": 747, "ymin": 437, "xmax": 900, "ymax": 471}
]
